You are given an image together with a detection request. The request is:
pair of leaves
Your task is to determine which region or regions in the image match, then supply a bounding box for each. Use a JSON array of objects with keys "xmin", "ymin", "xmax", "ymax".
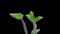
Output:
[
  {"xmin": 10, "ymin": 13, "xmax": 23, "ymax": 20},
  {"xmin": 9, "ymin": 11, "xmax": 43, "ymax": 22},
  {"xmin": 26, "ymin": 11, "xmax": 43, "ymax": 23},
  {"xmin": 31, "ymin": 24, "xmax": 40, "ymax": 34}
]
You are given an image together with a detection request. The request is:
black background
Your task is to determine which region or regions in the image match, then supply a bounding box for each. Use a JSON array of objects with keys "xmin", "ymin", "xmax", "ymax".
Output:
[{"xmin": 0, "ymin": 0, "xmax": 52, "ymax": 34}]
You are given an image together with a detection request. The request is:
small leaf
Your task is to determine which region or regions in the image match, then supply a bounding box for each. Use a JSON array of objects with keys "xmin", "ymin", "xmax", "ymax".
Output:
[
  {"xmin": 30, "ymin": 11, "xmax": 35, "ymax": 22},
  {"xmin": 31, "ymin": 29, "xmax": 40, "ymax": 34},
  {"xmin": 35, "ymin": 16, "xmax": 43, "ymax": 22},
  {"xmin": 30, "ymin": 11, "xmax": 35, "ymax": 18},
  {"xmin": 36, "ymin": 29, "xmax": 40, "ymax": 33},
  {"xmin": 26, "ymin": 11, "xmax": 36, "ymax": 22},
  {"xmin": 26, "ymin": 14, "xmax": 32, "ymax": 22},
  {"xmin": 26, "ymin": 11, "xmax": 35, "ymax": 22},
  {"xmin": 26, "ymin": 14, "xmax": 35, "ymax": 22},
  {"xmin": 10, "ymin": 13, "xmax": 23, "ymax": 20}
]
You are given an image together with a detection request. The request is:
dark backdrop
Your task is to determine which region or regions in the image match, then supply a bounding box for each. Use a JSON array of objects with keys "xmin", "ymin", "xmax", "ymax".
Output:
[{"xmin": 0, "ymin": 0, "xmax": 52, "ymax": 34}]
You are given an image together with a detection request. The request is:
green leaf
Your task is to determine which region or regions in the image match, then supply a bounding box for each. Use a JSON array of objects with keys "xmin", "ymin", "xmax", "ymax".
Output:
[
  {"xmin": 10, "ymin": 13, "xmax": 23, "ymax": 20},
  {"xmin": 26, "ymin": 14, "xmax": 35, "ymax": 22},
  {"xmin": 30, "ymin": 11, "xmax": 35, "ymax": 22},
  {"xmin": 35, "ymin": 16, "xmax": 43, "ymax": 22},
  {"xmin": 26, "ymin": 11, "xmax": 36, "ymax": 22},
  {"xmin": 30, "ymin": 11, "xmax": 35, "ymax": 18},
  {"xmin": 26, "ymin": 14, "xmax": 33, "ymax": 22}
]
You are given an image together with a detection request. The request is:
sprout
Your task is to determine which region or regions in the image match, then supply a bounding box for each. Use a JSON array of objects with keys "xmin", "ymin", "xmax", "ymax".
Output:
[
  {"xmin": 9, "ymin": 11, "xmax": 43, "ymax": 34},
  {"xmin": 26, "ymin": 11, "xmax": 43, "ymax": 34}
]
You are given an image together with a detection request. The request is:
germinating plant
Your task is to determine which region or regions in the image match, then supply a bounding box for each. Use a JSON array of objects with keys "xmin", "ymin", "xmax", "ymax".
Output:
[{"xmin": 10, "ymin": 11, "xmax": 43, "ymax": 34}]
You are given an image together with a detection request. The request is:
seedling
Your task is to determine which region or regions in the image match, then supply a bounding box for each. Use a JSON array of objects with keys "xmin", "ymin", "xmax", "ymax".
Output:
[{"xmin": 9, "ymin": 11, "xmax": 43, "ymax": 34}]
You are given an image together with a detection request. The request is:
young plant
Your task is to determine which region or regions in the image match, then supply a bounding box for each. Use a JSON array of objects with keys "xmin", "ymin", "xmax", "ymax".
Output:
[
  {"xmin": 9, "ymin": 11, "xmax": 43, "ymax": 34},
  {"xmin": 26, "ymin": 11, "xmax": 43, "ymax": 34},
  {"xmin": 10, "ymin": 13, "xmax": 28, "ymax": 34}
]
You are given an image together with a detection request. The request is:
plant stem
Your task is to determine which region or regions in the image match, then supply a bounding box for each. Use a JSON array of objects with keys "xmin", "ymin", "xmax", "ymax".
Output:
[
  {"xmin": 33, "ymin": 22, "xmax": 37, "ymax": 34},
  {"xmin": 21, "ymin": 19, "xmax": 28, "ymax": 34}
]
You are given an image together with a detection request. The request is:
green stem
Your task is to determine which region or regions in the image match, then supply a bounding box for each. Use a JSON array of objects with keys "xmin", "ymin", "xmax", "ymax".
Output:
[{"xmin": 21, "ymin": 19, "xmax": 28, "ymax": 34}]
